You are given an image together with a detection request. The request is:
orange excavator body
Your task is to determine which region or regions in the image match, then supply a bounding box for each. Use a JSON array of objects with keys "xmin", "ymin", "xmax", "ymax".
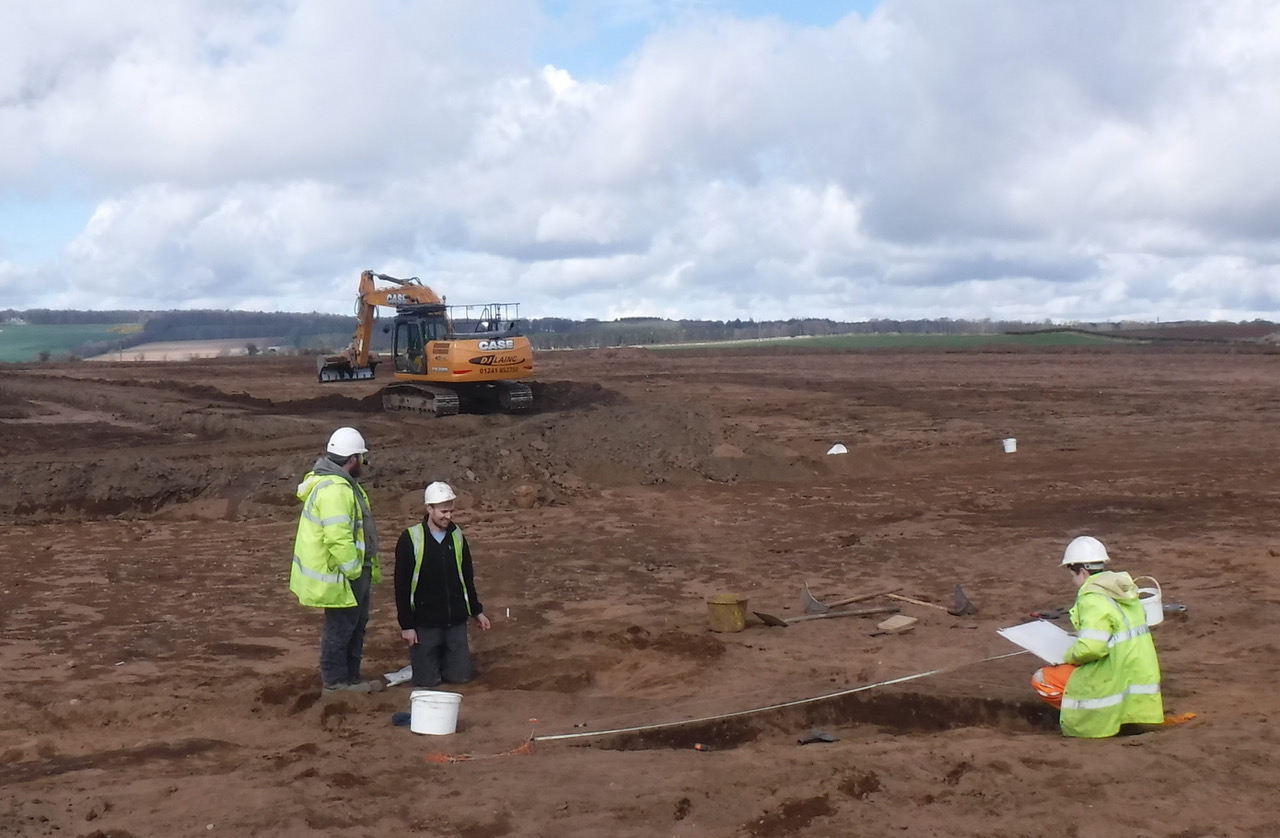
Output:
[{"xmin": 317, "ymin": 270, "xmax": 534, "ymax": 415}]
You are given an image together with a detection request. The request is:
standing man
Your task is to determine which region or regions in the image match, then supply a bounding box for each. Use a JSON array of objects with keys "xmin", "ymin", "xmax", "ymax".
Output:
[
  {"xmin": 1031, "ymin": 535, "xmax": 1163, "ymax": 737},
  {"xmin": 394, "ymin": 481, "xmax": 491, "ymax": 688},
  {"xmin": 290, "ymin": 426, "xmax": 383, "ymax": 694}
]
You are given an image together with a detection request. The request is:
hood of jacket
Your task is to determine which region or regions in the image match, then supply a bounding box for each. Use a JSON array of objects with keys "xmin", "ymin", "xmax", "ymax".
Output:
[
  {"xmin": 297, "ymin": 456, "xmax": 349, "ymax": 502},
  {"xmin": 1081, "ymin": 570, "xmax": 1138, "ymax": 602}
]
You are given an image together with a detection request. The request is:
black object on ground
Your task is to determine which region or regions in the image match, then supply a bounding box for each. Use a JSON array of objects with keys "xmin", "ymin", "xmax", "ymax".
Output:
[{"xmin": 798, "ymin": 728, "xmax": 840, "ymax": 745}]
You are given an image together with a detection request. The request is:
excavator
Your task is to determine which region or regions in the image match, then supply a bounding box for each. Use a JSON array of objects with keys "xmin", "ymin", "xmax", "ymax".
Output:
[{"xmin": 316, "ymin": 270, "xmax": 534, "ymax": 416}]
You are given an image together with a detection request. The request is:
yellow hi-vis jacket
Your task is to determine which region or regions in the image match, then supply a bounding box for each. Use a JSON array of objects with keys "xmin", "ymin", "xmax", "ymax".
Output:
[
  {"xmin": 289, "ymin": 471, "xmax": 381, "ymax": 608},
  {"xmin": 1061, "ymin": 571, "xmax": 1163, "ymax": 738}
]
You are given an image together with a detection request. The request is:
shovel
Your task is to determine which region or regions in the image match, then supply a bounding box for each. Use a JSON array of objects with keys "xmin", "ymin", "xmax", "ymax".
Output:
[
  {"xmin": 800, "ymin": 583, "xmax": 902, "ymax": 614},
  {"xmin": 754, "ymin": 604, "xmax": 900, "ymax": 628}
]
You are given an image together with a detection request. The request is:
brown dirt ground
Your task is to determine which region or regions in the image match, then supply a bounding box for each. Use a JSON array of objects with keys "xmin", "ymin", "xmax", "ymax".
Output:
[{"xmin": 2, "ymin": 345, "xmax": 1280, "ymax": 838}]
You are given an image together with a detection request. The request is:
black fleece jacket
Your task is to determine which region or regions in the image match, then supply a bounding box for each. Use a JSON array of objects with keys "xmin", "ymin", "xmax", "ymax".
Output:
[{"xmin": 393, "ymin": 520, "xmax": 483, "ymax": 630}]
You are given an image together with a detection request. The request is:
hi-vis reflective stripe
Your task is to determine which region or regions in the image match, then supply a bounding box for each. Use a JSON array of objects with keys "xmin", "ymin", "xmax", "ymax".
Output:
[
  {"xmin": 1108, "ymin": 624, "xmax": 1149, "ymax": 646},
  {"xmin": 293, "ymin": 555, "xmax": 343, "ymax": 584},
  {"xmin": 453, "ymin": 548, "xmax": 468, "ymax": 604},
  {"xmin": 1077, "ymin": 595, "xmax": 1151, "ymax": 647},
  {"xmin": 1062, "ymin": 683, "xmax": 1160, "ymax": 711},
  {"xmin": 302, "ymin": 509, "xmax": 352, "ymax": 527},
  {"xmin": 409, "ymin": 525, "xmax": 424, "ymax": 598},
  {"xmin": 302, "ymin": 478, "xmax": 355, "ymax": 526}
]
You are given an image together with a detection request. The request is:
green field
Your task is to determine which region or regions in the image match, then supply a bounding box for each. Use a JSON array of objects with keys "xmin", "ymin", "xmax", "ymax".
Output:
[
  {"xmin": 0, "ymin": 323, "xmax": 135, "ymax": 363},
  {"xmin": 653, "ymin": 332, "xmax": 1133, "ymax": 351}
]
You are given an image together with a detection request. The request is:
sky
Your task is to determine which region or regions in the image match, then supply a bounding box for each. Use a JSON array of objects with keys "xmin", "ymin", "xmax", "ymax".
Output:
[{"xmin": 1, "ymin": 0, "xmax": 1279, "ymax": 323}]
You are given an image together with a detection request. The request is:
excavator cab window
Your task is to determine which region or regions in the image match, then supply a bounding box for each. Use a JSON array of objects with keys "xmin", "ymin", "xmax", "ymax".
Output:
[
  {"xmin": 423, "ymin": 317, "xmax": 448, "ymax": 342},
  {"xmin": 394, "ymin": 321, "xmax": 426, "ymax": 375}
]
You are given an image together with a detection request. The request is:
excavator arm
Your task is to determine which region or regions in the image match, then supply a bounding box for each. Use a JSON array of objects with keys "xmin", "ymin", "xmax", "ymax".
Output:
[
  {"xmin": 346, "ymin": 271, "xmax": 443, "ymax": 367},
  {"xmin": 318, "ymin": 270, "xmax": 445, "ymax": 381}
]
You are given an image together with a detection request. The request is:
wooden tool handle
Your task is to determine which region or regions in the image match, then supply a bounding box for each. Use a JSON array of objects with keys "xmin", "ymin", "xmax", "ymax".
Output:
[
  {"xmin": 826, "ymin": 587, "xmax": 903, "ymax": 609},
  {"xmin": 885, "ymin": 593, "xmax": 950, "ymax": 612},
  {"xmin": 788, "ymin": 605, "xmax": 900, "ymax": 623}
]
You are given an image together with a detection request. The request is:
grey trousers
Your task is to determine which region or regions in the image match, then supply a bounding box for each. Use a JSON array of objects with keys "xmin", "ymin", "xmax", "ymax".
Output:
[
  {"xmin": 319, "ymin": 568, "xmax": 371, "ymax": 686},
  {"xmin": 410, "ymin": 622, "xmax": 474, "ymax": 688}
]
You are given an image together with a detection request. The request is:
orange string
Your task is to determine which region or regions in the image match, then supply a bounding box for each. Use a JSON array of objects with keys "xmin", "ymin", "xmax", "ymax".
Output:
[{"xmin": 424, "ymin": 737, "xmax": 536, "ymax": 764}]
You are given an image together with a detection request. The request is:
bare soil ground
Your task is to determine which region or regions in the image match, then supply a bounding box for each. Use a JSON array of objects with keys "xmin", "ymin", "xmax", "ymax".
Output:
[{"xmin": 2, "ymin": 345, "xmax": 1279, "ymax": 838}]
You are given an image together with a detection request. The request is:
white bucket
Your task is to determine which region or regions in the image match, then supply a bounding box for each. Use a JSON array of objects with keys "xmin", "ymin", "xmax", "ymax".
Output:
[
  {"xmin": 1134, "ymin": 576, "xmax": 1162, "ymax": 627},
  {"xmin": 1002, "ymin": 438, "xmax": 1017, "ymax": 453},
  {"xmin": 410, "ymin": 690, "xmax": 462, "ymax": 735}
]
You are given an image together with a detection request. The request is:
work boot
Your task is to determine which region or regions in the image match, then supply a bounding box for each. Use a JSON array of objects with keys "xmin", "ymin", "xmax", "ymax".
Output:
[{"xmin": 323, "ymin": 681, "xmax": 373, "ymax": 695}]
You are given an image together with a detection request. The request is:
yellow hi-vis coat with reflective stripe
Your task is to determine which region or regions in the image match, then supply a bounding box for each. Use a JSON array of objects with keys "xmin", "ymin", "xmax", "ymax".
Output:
[
  {"xmin": 1061, "ymin": 571, "xmax": 1163, "ymax": 738},
  {"xmin": 289, "ymin": 471, "xmax": 381, "ymax": 608}
]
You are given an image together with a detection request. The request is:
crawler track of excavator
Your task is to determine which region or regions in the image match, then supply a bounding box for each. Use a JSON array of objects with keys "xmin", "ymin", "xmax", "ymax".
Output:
[
  {"xmin": 379, "ymin": 380, "xmax": 533, "ymax": 416},
  {"xmin": 380, "ymin": 382, "xmax": 460, "ymax": 417},
  {"xmin": 468, "ymin": 381, "xmax": 533, "ymax": 412}
]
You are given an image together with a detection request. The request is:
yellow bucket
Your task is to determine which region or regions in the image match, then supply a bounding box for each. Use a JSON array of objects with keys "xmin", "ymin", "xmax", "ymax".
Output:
[{"xmin": 706, "ymin": 594, "xmax": 748, "ymax": 633}]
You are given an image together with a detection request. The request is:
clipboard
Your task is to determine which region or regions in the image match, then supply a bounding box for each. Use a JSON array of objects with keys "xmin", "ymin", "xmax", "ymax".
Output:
[{"xmin": 996, "ymin": 620, "xmax": 1076, "ymax": 664}]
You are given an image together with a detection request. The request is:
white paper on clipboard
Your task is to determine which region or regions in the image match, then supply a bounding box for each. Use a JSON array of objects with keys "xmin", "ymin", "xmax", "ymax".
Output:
[{"xmin": 997, "ymin": 620, "xmax": 1076, "ymax": 664}]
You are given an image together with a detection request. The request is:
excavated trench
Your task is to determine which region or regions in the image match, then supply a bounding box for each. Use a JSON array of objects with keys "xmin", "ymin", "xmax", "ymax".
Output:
[{"xmin": 599, "ymin": 689, "xmax": 1058, "ymax": 751}]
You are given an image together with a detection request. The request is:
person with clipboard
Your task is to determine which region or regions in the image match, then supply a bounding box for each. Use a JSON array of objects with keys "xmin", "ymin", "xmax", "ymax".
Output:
[{"xmin": 1029, "ymin": 536, "xmax": 1164, "ymax": 738}]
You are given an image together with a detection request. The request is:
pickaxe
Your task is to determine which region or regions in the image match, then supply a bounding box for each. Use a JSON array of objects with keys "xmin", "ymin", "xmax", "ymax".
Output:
[
  {"xmin": 800, "ymin": 583, "xmax": 902, "ymax": 614},
  {"xmin": 886, "ymin": 586, "xmax": 980, "ymax": 617}
]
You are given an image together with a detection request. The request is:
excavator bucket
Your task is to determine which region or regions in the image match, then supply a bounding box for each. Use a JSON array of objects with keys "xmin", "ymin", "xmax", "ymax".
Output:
[{"xmin": 317, "ymin": 354, "xmax": 376, "ymax": 383}]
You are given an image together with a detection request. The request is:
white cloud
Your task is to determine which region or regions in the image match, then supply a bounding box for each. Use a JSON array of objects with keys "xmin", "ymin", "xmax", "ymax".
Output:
[{"xmin": 2, "ymin": 0, "xmax": 1279, "ymax": 321}]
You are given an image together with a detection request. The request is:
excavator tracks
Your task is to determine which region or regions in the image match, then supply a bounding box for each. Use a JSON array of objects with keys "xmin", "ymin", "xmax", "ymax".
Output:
[
  {"xmin": 493, "ymin": 381, "xmax": 533, "ymax": 412},
  {"xmin": 380, "ymin": 382, "xmax": 461, "ymax": 417},
  {"xmin": 379, "ymin": 380, "xmax": 532, "ymax": 416}
]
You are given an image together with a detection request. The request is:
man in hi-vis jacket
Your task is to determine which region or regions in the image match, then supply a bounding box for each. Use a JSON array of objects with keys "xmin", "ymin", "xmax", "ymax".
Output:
[{"xmin": 290, "ymin": 427, "xmax": 383, "ymax": 694}]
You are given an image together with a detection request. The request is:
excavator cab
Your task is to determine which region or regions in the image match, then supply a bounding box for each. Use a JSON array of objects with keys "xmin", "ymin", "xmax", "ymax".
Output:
[{"xmin": 391, "ymin": 305, "xmax": 450, "ymax": 375}]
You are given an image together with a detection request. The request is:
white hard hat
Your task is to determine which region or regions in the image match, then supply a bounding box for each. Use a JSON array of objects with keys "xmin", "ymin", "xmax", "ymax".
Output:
[
  {"xmin": 327, "ymin": 427, "xmax": 368, "ymax": 458},
  {"xmin": 424, "ymin": 481, "xmax": 457, "ymax": 505},
  {"xmin": 1061, "ymin": 535, "xmax": 1110, "ymax": 567}
]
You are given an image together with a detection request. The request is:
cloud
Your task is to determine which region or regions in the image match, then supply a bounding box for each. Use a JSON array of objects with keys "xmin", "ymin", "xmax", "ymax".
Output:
[{"xmin": 2, "ymin": 0, "xmax": 1279, "ymax": 321}]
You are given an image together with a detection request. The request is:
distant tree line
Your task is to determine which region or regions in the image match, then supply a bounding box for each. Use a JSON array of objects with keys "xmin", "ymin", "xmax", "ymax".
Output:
[
  {"xmin": 3, "ymin": 308, "xmax": 145, "ymax": 325},
  {"xmin": 6, "ymin": 308, "xmax": 1276, "ymax": 359}
]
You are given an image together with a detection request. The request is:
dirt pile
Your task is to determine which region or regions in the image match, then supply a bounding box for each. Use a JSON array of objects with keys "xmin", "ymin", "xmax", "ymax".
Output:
[{"xmin": 0, "ymin": 365, "xmax": 826, "ymax": 522}]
